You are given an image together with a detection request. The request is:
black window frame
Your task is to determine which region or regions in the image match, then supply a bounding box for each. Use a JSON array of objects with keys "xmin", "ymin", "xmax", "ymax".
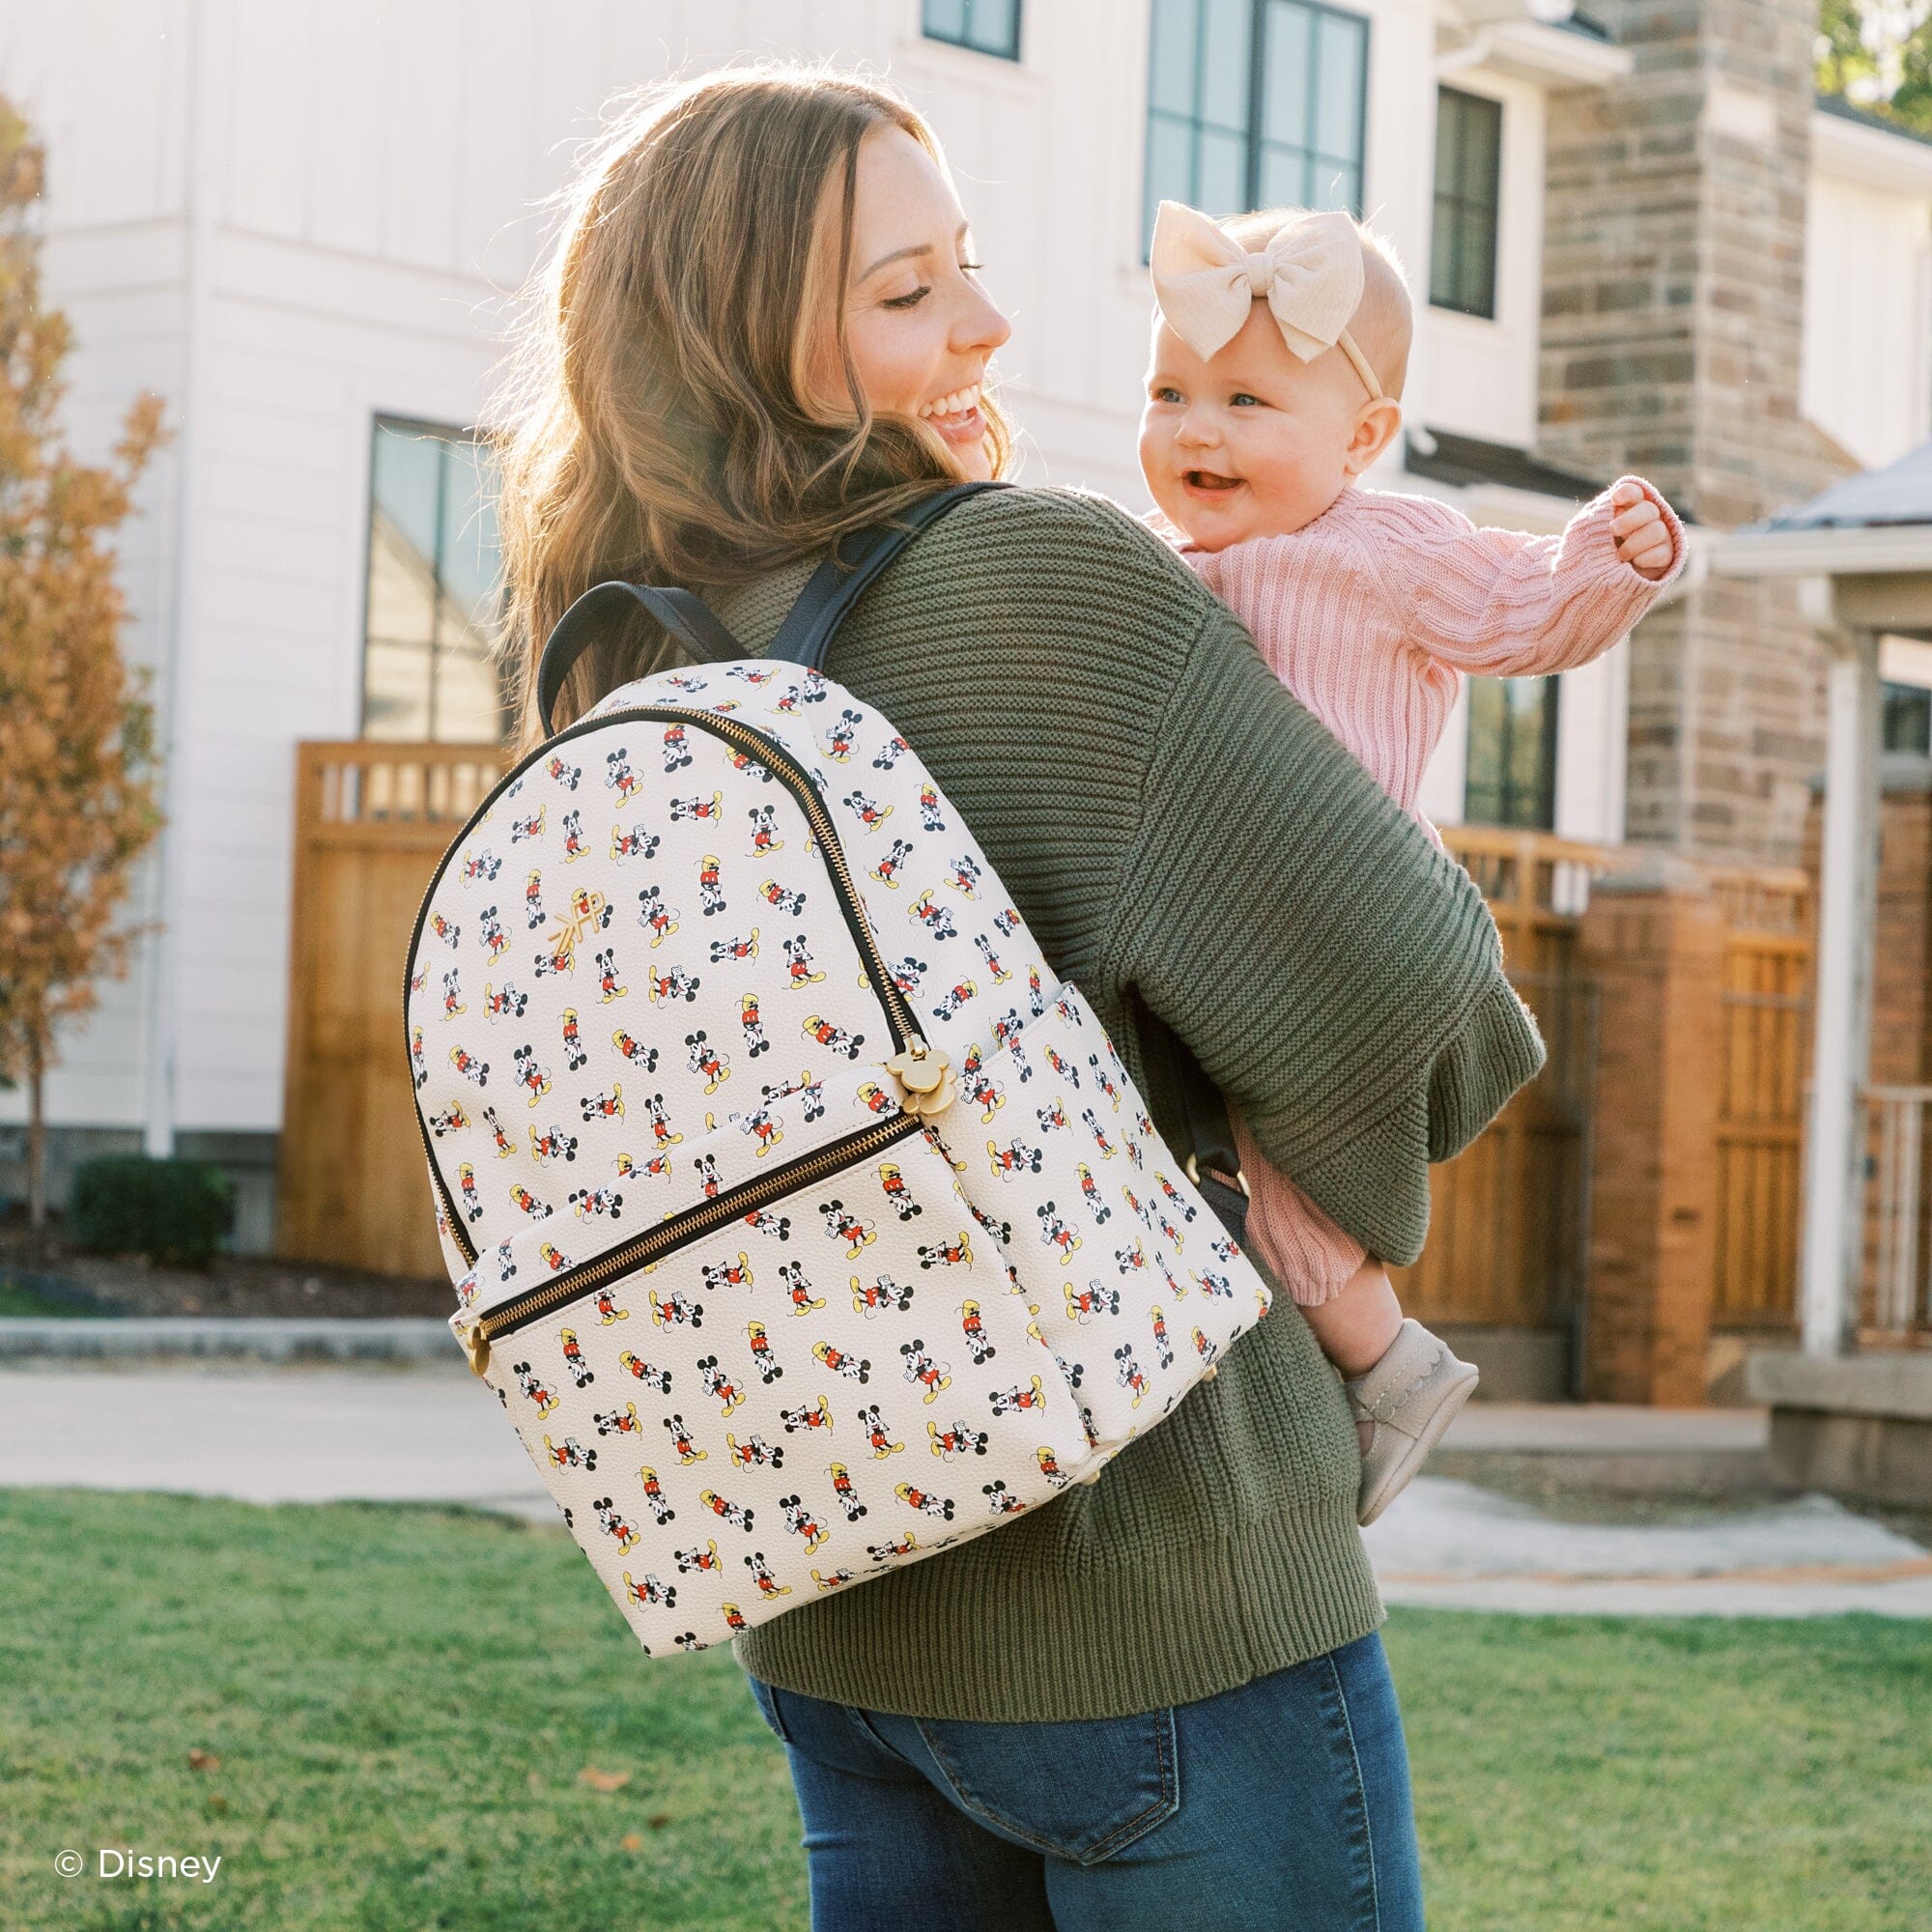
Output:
[
  {"xmin": 1463, "ymin": 673, "xmax": 1560, "ymax": 831},
  {"xmin": 358, "ymin": 412, "xmax": 510, "ymax": 746},
  {"xmin": 1142, "ymin": 0, "xmax": 1372, "ymax": 254},
  {"xmin": 1430, "ymin": 84, "xmax": 1503, "ymax": 320},
  {"xmin": 922, "ymin": 0, "xmax": 1023, "ymax": 61},
  {"xmin": 1882, "ymin": 679, "xmax": 1932, "ymax": 755}
]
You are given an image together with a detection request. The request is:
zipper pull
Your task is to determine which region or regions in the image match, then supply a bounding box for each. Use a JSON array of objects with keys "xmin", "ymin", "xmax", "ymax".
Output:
[
  {"xmin": 463, "ymin": 1321, "xmax": 492, "ymax": 1378},
  {"xmin": 886, "ymin": 1039, "xmax": 956, "ymax": 1118}
]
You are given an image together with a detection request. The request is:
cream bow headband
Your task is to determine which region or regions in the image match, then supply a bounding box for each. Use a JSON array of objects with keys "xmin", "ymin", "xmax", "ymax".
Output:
[{"xmin": 1150, "ymin": 200, "xmax": 1384, "ymax": 401}]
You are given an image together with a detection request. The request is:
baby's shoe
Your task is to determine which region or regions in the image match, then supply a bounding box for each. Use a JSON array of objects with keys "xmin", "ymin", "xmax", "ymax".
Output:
[{"xmin": 1345, "ymin": 1320, "xmax": 1479, "ymax": 1527}]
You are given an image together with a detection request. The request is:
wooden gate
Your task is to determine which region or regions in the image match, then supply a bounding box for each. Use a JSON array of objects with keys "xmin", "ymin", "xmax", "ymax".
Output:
[
  {"xmin": 1389, "ymin": 829, "xmax": 1607, "ymax": 1333},
  {"xmin": 1708, "ymin": 867, "xmax": 1813, "ymax": 1331},
  {"xmin": 278, "ymin": 743, "xmax": 508, "ymax": 1278},
  {"xmin": 1388, "ymin": 835, "xmax": 1813, "ymax": 1346}
]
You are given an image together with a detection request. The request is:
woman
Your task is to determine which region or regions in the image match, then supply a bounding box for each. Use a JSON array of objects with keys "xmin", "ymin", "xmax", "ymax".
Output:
[{"xmin": 493, "ymin": 67, "xmax": 1542, "ymax": 1932}]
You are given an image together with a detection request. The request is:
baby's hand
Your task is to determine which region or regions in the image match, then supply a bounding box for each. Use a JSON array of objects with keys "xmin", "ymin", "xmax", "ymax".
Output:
[{"xmin": 1610, "ymin": 479, "xmax": 1677, "ymax": 582}]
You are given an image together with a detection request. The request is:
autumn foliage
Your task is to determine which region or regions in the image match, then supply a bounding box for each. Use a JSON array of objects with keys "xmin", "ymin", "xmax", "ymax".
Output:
[{"xmin": 0, "ymin": 96, "xmax": 167, "ymax": 1229}]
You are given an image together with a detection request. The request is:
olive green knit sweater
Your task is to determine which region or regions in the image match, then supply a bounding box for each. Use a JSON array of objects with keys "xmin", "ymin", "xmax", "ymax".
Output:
[{"xmin": 678, "ymin": 485, "xmax": 1543, "ymax": 1721}]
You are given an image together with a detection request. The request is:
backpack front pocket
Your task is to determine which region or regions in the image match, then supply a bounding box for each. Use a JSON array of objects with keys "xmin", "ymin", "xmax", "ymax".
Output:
[
  {"xmin": 938, "ymin": 983, "xmax": 1273, "ymax": 1454},
  {"xmin": 452, "ymin": 1071, "xmax": 1097, "ymax": 1654}
]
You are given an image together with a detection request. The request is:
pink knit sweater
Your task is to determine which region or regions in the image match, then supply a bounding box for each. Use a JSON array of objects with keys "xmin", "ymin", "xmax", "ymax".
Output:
[{"xmin": 1177, "ymin": 477, "xmax": 1687, "ymax": 1303}]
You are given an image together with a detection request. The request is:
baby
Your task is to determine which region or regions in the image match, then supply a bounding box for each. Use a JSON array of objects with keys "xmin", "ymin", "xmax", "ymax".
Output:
[{"xmin": 1139, "ymin": 199, "xmax": 1685, "ymax": 1525}]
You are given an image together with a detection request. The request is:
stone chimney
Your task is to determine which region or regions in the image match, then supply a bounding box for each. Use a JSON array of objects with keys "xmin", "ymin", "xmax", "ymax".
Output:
[{"xmin": 1538, "ymin": 0, "xmax": 1848, "ymax": 866}]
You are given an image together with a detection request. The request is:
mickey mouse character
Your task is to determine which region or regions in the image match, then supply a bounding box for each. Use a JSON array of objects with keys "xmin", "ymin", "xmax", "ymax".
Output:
[
  {"xmin": 780, "ymin": 1394, "xmax": 834, "ymax": 1435},
  {"xmin": 637, "ymin": 885, "xmax": 678, "ymax": 947},
  {"xmin": 683, "ymin": 1031, "xmax": 728, "ymax": 1094},
  {"xmin": 611, "ymin": 1028, "xmax": 659, "ymax": 1070},
  {"xmin": 927, "ymin": 1418, "xmax": 989, "ymax": 1460},
  {"xmin": 544, "ymin": 1433, "xmax": 598, "ymax": 1471},
  {"xmin": 637, "ymin": 1465, "xmax": 675, "ymax": 1523},
  {"xmin": 898, "ymin": 1339, "xmax": 952, "ymax": 1404},
  {"xmin": 622, "ymin": 1570, "xmax": 675, "ymax": 1610},
  {"xmin": 811, "ymin": 1340, "xmax": 870, "ymax": 1385},
  {"xmin": 697, "ymin": 1354, "xmax": 747, "ymax": 1417},
  {"xmin": 647, "ymin": 1288, "xmax": 702, "ymax": 1330},
  {"xmin": 593, "ymin": 1495, "xmax": 640, "ymax": 1553},
  {"xmin": 514, "ymin": 1360, "xmax": 559, "ymax": 1418},
  {"xmin": 1036, "ymin": 1203, "xmax": 1081, "ymax": 1260},
  {"xmin": 857, "ymin": 1405, "xmax": 904, "ymax": 1458},
  {"xmin": 916, "ymin": 1232, "xmax": 973, "ymax": 1271},
  {"xmin": 818, "ymin": 1200, "xmax": 876, "ymax": 1260},
  {"xmin": 661, "ymin": 1413, "xmax": 707, "ymax": 1464},
  {"xmin": 726, "ymin": 1431, "xmax": 783, "ymax": 1470},
  {"xmin": 988, "ymin": 1376, "xmax": 1046, "ymax": 1417},
  {"xmin": 742, "ymin": 1550, "xmax": 791, "ymax": 1599},
  {"xmin": 851, "ymin": 1273, "xmax": 916, "ymax": 1318},
  {"xmin": 559, "ymin": 1327, "xmax": 594, "ymax": 1388},
  {"xmin": 894, "ymin": 1481, "xmax": 954, "ymax": 1521},
  {"xmin": 877, "ymin": 1163, "xmax": 922, "ymax": 1221},
  {"xmin": 611, "ymin": 822, "xmax": 660, "ymax": 863},
  {"xmin": 617, "ymin": 1350, "xmax": 670, "ymax": 1394},
  {"xmin": 779, "ymin": 1261, "xmax": 824, "ymax": 1316},
  {"xmin": 778, "ymin": 1493, "xmax": 831, "ymax": 1554}
]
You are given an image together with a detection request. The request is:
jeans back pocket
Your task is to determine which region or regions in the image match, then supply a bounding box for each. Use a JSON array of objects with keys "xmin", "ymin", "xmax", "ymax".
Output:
[{"xmin": 911, "ymin": 1706, "xmax": 1180, "ymax": 1865}]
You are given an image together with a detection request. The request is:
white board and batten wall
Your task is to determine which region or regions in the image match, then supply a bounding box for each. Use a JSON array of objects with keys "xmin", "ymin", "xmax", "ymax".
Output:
[{"xmin": 1, "ymin": 0, "xmax": 1922, "ymax": 1237}]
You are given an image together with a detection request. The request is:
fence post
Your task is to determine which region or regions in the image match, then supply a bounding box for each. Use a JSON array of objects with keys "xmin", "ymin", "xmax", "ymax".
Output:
[{"xmin": 1577, "ymin": 855, "xmax": 1728, "ymax": 1405}]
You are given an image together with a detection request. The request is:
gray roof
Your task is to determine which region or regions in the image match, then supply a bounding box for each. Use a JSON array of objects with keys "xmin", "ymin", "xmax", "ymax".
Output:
[{"xmin": 1759, "ymin": 439, "xmax": 1932, "ymax": 531}]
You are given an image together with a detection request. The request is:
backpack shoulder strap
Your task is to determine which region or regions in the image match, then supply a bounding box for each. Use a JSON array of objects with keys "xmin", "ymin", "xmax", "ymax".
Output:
[
  {"xmin": 535, "ymin": 582, "xmax": 747, "ymax": 737},
  {"xmin": 764, "ymin": 480, "xmax": 1008, "ymax": 670}
]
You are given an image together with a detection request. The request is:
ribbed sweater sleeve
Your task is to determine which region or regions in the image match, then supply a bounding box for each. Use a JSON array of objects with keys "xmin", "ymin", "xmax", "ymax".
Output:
[
  {"xmin": 1110, "ymin": 588, "xmax": 1544, "ymax": 1266},
  {"xmin": 1366, "ymin": 475, "xmax": 1686, "ymax": 675}
]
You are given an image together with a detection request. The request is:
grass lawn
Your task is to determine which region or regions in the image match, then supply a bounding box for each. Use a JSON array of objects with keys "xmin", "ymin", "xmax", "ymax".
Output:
[
  {"xmin": 1, "ymin": 1489, "xmax": 1926, "ymax": 1930},
  {"xmin": 0, "ymin": 1276, "xmax": 107, "ymax": 1317}
]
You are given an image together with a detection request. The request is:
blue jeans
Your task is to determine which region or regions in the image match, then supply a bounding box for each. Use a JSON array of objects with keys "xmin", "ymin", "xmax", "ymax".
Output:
[{"xmin": 744, "ymin": 1631, "xmax": 1424, "ymax": 1931}]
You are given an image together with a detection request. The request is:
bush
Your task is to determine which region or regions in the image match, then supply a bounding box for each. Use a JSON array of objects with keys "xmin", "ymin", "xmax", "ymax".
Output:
[{"xmin": 68, "ymin": 1154, "xmax": 233, "ymax": 1267}]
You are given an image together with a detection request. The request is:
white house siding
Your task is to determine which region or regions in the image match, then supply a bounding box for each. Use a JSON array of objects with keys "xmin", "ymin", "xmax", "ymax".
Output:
[
  {"xmin": 1802, "ymin": 109, "xmax": 1932, "ymax": 472},
  {"xmin": 0, "ymin": 0, "xmax": 1644, "ymax": 1228}
]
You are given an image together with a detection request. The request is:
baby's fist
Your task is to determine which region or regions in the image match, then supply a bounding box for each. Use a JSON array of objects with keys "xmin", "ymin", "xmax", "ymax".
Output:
[{"xmin": 1610, "ymin": 480, "xmax": 1676, "ymax": 582}]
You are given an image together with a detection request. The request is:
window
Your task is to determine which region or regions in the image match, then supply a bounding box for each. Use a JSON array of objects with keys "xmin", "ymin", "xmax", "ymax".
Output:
[
  {"xmin": 1431, "ymin": 86, "xmax": 1502, "ymax": 319},
  {"xmin": 1143, "ymin": 0, "xmax": 1369, "ymax": 249},
  {"xmin": 361, "ymin": 417, "xmax": 508, "ymax": 743},
  {"xmin": 1464, "ymin": 675, "xmax": 1558, "ymax": 829},
  {"xmin": 923, "ymin": 0, "xmax": 1022, "ymax": 60},
  {"xmin": 1883, "ymin": 680, "xmax": 1932, "ymax": 754}
]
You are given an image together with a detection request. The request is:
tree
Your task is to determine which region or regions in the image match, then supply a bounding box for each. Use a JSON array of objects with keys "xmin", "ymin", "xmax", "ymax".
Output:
[
  {"xmin": 0, "ymin": 96, "xmax": 166, "ymax": 1234},
  {"xmin": 1818, "ymin": 0, "xmax": 1932, "ymax": 136}
]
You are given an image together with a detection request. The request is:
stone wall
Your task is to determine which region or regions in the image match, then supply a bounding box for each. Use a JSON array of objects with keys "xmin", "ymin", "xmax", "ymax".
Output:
[{"xmin": 1538, "ymin": 0, "xmax": 1853, "ymax": 866}]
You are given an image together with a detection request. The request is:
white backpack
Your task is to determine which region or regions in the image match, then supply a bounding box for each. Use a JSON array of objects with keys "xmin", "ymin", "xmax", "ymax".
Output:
[{"xmin": 405, "ymin": 485, "xmax": 1271, "ymax": 1656}]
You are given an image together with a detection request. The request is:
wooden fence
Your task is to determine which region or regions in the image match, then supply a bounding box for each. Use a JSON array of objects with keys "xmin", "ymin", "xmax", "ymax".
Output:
[
  {"xmin": 277, "ymin": 742, "xmax": 510, "ymax": 1278},
  {"xmin": 1708, "ymin": 867, "xmax": 1813, "ymax": 1331},
  {"xmin": 1390, "ymin": 830, "xmax": 1813, "ymax": 1343},
  {"xmin": 277, "ymin": 753, "xmax": 1816, "ymax": 1329},
  {"xmin": 1390, "ymin": 829, "xmax": 1609, "ymax": 1332}
]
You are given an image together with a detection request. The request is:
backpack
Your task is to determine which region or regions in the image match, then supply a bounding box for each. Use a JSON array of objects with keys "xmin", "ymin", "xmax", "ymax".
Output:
[{"xmin": 404, "ymin": 483, "xmax": 1273, "ymax": 1656}]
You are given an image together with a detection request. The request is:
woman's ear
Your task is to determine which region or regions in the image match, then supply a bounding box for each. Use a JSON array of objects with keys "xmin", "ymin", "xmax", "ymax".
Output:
[{"xmin": 1343, "ymin": 397, "xmax": 1403, "ymax": 477}]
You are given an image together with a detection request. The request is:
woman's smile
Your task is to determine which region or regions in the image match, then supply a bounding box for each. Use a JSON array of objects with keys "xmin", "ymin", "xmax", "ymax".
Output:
[{"xmin": 917, "ymin": 379, "xmax": 985, "ymax": 446}]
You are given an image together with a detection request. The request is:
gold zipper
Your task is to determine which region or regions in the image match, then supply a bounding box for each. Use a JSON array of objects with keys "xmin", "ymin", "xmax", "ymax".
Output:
[
  {"xmin": 459, "ymin": 1110, "xmax": 922, "ymax": 1377},
  {"xmin": 406, "ymin": 698, "xmax": 938, "ymax": 1271}
]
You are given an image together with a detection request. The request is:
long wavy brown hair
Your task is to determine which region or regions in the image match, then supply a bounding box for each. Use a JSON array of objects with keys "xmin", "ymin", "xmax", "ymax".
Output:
[{"xmin": 491, "ymin": 65, "xmax": 1015, "ymax": 743}]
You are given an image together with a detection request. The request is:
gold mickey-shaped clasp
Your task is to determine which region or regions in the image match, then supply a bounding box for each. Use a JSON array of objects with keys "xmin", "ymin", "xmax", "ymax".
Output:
[{"xmin": 886, "ymin": 1040, "xmax": 956, "ymax": 1118}]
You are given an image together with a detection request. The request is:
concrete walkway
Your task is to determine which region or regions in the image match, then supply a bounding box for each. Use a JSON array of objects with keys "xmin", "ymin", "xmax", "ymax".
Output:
[{"xmin": 2, "ymin": 1363, "xmax": 1926, "ymax": 1614}]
